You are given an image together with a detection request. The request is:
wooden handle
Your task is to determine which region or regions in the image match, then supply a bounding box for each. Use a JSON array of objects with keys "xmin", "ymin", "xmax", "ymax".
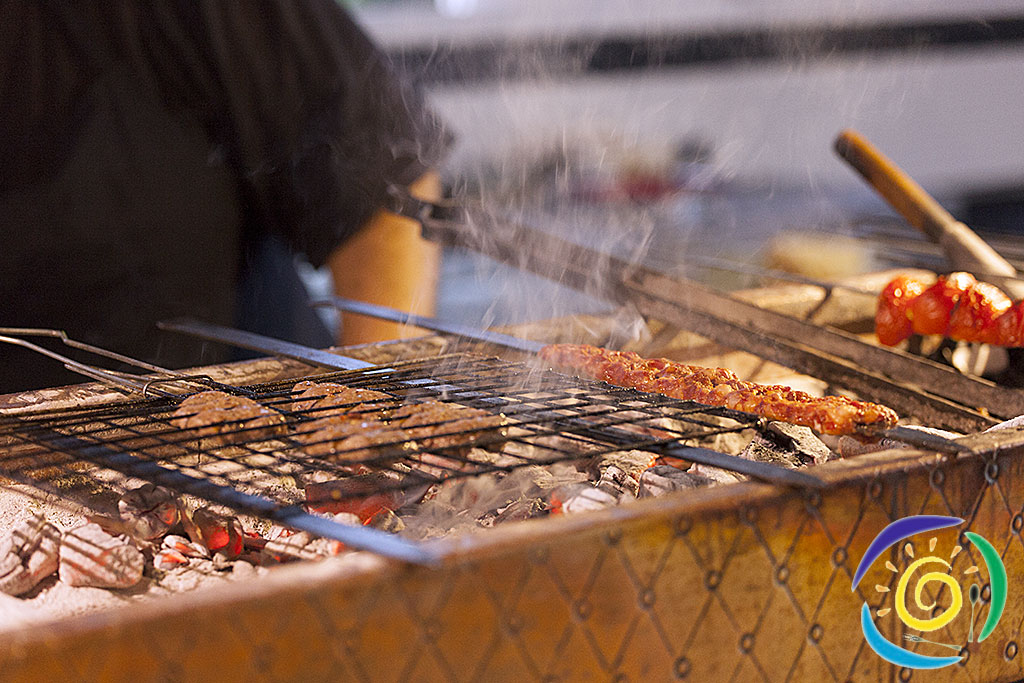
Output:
[{"xmin": 834, "ymin": 129, "xmax": 1020, "ymax": 288}]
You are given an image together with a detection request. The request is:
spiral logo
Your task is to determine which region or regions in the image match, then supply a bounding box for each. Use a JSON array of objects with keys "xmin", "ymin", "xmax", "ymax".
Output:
[{"xmin": 851, "ymin": 515, "xmax": 1008, "ymax": 670}]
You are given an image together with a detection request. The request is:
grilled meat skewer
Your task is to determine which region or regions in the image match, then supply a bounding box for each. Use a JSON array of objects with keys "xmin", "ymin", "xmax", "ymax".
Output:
[{"xmin": 538, "ymin": 344, "xmax": 898, "ymax": 437}]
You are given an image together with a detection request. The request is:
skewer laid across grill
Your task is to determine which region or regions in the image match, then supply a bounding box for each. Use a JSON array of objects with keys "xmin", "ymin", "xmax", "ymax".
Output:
[
  {"xmin": 159, "ymin": 319, "xmax": 825, "ymax": 488},
  {"xmin": 312, "ymin": 297, "xmax": 965, "ymax": 455}
]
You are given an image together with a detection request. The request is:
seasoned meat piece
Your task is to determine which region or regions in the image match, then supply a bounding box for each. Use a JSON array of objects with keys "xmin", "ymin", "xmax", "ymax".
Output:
[
  {"xmin": 290, "ymin": 381, "xmax": 391, "ymax": 415},
  {"xmin": 876, "ymin": 275, "xmax": 928, "ymax": 346},
  {"xmin": 171, "ymin": 391, "xmax": 286, "ymax": 446},
  {"xmin": 539, "ymin": 344, "xmax": 898, "ymax": 437},
  {"xmin": 293, "ymin": 416, "xmax": 416, "ymax": 461},
  {"xmin": 390, "ymin": 401, "xmax": 509, "ymax": 450}
]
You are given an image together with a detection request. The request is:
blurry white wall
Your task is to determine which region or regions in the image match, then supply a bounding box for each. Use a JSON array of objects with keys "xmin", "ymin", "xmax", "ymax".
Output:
[{"xmin": 357, "ymin": 1, "xmax": 1024, "ymax": 197}]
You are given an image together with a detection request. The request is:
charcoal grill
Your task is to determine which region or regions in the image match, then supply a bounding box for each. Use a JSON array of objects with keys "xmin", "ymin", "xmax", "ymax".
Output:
[
  {"xmin": 0, "ymin": 350, "xmax": 829, "ymax": 566},
  {"xmin": 4, "ymin": 201, "xmax": 1024, "ymax": 680}
]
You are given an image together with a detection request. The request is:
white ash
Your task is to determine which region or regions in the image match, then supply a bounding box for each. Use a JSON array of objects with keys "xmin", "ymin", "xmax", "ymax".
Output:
[
  {"xmin": 589, "ymin": 450, "xmax": 655, "ymax": 498},
  {"xmin": 986, "ymin": 415, "xmax": 1024, "ymax": 432},
  {"xmin": 687, "ymin": 462, "xmax": 746, "ymax": 485},
  {"xmin": 400, "ymin": 463, "xmax": 589, "ymax": 539},
  {"xmin": 0, "ymin": 514, "xmax": 61, "ymax": 597},
  {"xmin": 59, "ymin": 523, "xmax": 144, "ymax": 589},
  {"xmin": 554, "ymin": 484, "xmax": 620, "ymax": 514}
]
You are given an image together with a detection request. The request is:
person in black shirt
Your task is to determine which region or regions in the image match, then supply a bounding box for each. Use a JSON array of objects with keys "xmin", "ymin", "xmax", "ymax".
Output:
[{"xmin": 0, "ymin": 0, "xmax": 449, "ymax": 392}]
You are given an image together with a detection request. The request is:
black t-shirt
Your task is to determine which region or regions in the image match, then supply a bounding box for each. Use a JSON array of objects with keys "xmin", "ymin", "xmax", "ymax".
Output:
[{"xmin": 0, "ymin": 0, "xmax": 447, "ymax": 392}]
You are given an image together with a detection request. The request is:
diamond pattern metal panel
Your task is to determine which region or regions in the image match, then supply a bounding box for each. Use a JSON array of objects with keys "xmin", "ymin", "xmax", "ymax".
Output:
[{"xmin": 3, "ymin": 444, "xmax": 1024, "ymax": 682}]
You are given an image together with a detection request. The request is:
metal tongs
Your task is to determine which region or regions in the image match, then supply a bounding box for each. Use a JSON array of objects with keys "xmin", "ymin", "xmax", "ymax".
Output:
[{"xmin": 0, "ymin": 327, "xmax": 241, "ymax": 398}]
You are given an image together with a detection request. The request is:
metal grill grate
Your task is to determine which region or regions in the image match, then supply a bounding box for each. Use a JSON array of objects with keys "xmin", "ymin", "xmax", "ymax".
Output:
[{"xmin": 0, "ymin": 353, "xmax": 805, "ymax": 562}]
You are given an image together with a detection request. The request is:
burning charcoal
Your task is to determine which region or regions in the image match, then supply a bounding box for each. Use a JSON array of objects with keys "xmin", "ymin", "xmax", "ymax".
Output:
[
  {"xmin": 263, "ymin": 531, "xmax": 324, "ymax": 562},
  {"xmin": 687, "ymin": 463, "xmax": 745, "ymax": 485},
  {"xmin": 591, "ymin": 450, "xmax": 657, "ymax": 482},
  {"xmin": 118, "ymin": 484, "xmax": 180, "ymax": 540},
  {"xmin": 304, "ymin": 473, "xmax": 429, "ymax": 520},
  {"xmin": 589, "ymin": 450, "xmax": 656, "ymax": 499},
  {"xmin": 765, "ymin": 422, "xmax": 836, "ymax": 465},
  {"xmin": 305, "ymin": 537, "xmax": 345, "ymax": 557},
  {"xmin": 327, "ymin": 512, "xmax": 362, "ymax": 527},
  {"xmin": 0, "ymin": 514, "xmax": 61, "ymax": 597},
  {"xmin": 182, "ymin": 509, "xmax": 244, "ymax": 558},
  {"xmin": 162, "ymin": 534, "xmax": 209, "ymax": 559},
  {"xmin": 596, "ymin": 465, "xmax": 640, "ymax": 499},
  {"xmin": 820, "ymin": 425, "xmax": 960, "ymax": 458},
  {"xmin": 739, "ymin": 434, "xmax": 806, "ymax": 469},
  {"xmin": 365, "ymin": 508, "xmax": 404, "ymax": 533},
  {"xmin": 59, "ymin": 523, "xmax": 144, "ymax": 589},
  {"xmin": 264, "ymin": 525, "xmax": 294, "ymax": 542},
  {"xmin": 154, "ymin": 548, "xmax": 190, "ymax": 571},
  {"xmin": 639, "ymin": 465, "xmax": 714, "ymax": 498},
  {"xmin": 488, "ymin": 497, "xmax": 548, "ymax": 524},
  {"xmin": 550, "ymin": 484, "xmax": 618, "ymax": 514}
]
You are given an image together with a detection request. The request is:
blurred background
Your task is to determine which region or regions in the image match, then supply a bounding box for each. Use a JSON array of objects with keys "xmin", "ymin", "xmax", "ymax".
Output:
[{"xmin": 306, "ymin": 0, "xmax": 1024, "ymax": 331}]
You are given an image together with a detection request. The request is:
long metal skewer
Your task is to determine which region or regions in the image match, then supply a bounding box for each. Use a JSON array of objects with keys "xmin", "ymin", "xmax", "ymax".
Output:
[{"xmin": 313, "ymin": 298, "xmax": 967, "ymax": 455}]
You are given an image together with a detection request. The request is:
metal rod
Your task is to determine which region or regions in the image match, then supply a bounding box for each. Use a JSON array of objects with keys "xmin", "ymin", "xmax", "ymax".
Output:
[
  {"xmin": 158, "ymin": 318, "xmax": 374, "ymax": 371},
  {"xmin": 313, "ymin": 297, "xmax": 545, "ymax": 354},
  {"xmin": 36, "ymin": 429, "xmax": 439, "ymax": 565},
  {"xmin": 318, "ymin": 296, "xmax": 991, "ymax": 440},
  {"xmin": 575, "ymin": 422, "xmax": 826, "ymax": 488},
  {"xmin": 676, "ymin": 253, "xmax": 876, "ymax": 296}
]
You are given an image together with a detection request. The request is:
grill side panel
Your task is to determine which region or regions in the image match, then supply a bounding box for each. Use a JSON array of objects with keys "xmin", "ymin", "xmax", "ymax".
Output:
[{"xmin": 2, "ymin": 442, "xmax": 1022, "ymax": 682}]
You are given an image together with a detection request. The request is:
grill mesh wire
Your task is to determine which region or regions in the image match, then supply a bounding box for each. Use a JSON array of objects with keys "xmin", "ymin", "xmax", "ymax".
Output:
[{"xmin": 0, "ymin": 354, "xmax": 763, "ymax": 536}]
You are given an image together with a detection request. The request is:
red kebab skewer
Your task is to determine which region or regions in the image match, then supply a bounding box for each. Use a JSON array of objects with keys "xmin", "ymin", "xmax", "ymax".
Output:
[{"xmin": 876, "ymin": 272, "xmax": 1024, "ymax": 347}]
